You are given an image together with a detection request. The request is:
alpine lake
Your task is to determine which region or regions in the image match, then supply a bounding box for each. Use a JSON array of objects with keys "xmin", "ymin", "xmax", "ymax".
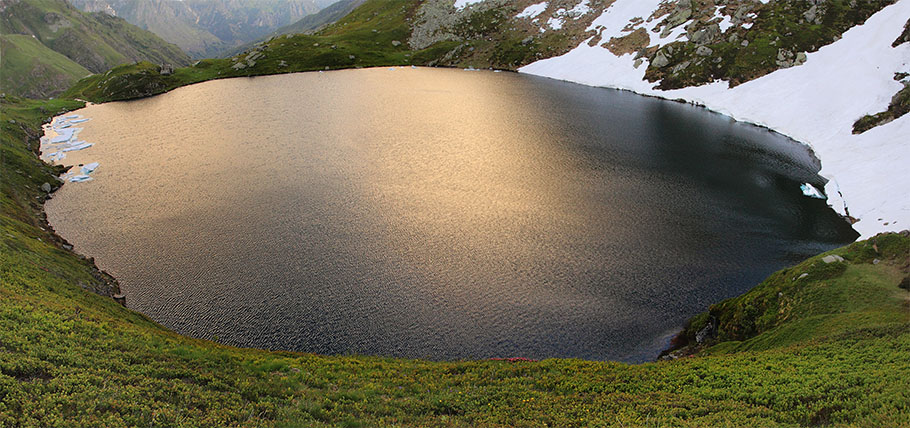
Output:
[{"xmin": 44, "ymin": 68, "xmax": 857, "ymax": 362}]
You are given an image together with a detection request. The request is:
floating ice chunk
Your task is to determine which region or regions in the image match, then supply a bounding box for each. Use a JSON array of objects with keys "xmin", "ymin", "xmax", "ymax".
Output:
[
  {"xmin": 800, "ymin": 183, "xmax": 826, "ymax": 199},
  {"xmin": 69, "ymin": 175, "xmax": 93, "ymax": 183},
  {"xmin": 80, "ymin": 162, "xmax": 99, "ymax": 174},
  {"xmin": 49, "ymin": 129, "xmax": 77, "ymax": 144},
  {"xmin": 45, "ymin": 151, "xmax": 66, "ymax": 161},
  {"xmin": 62, "ymin": 142, "xmax": 93, "ymax": 152}
]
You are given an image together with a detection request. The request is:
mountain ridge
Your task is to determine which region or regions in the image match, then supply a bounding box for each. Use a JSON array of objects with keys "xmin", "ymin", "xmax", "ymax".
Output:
[
  {"xmin": 68, "ymin": 0, "xmax": 338, "ymax": 58},
  {"xmin": 0, "ymin": 0, "xmax": 190, "ymax": 98}
]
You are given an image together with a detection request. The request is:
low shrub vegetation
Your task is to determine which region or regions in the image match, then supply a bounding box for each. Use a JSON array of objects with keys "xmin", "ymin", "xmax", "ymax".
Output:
[{"xmin": 2, "ymin": 94, "xmax": 910, "ymax": 426}]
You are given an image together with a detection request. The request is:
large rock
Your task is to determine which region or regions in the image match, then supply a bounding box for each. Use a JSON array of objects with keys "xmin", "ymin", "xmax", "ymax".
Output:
[
  {"xmin": 652, "ymin": 50, "xmax": 670, "ymax": 68},
  {"xmin": 695, "ymin": 317, "xmax": 717, "ymax": 344},
  {"xmin": 689, "ymin": 23, "xmax": 720, "ymax": 45},
  {"xmin": 822, "ymin": 254, "xmax": 845, "ymax": 264}
]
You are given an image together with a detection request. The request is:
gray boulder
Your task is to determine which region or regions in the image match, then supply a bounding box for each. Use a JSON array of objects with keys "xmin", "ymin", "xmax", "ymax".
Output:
[
  {"xmin": 652, "ymin": 50, "xmax": 670, "ymax": 68},
  {"xmin": 822, "ymin": 254, "xmax": 845, "ymax": 264}
]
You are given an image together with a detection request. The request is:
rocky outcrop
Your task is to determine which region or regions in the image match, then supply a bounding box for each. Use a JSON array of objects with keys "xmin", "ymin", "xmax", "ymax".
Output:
[
  {"xmin": 643, "ymin": 0, "xmax": 895, "ymax": 89},
  {"xmin": 894, "ymin": 17, "xmax": 910, "ymax": 47},
  {"xmin": 853, "ymin": 81, "xmax": 910, "ymax": 134}
]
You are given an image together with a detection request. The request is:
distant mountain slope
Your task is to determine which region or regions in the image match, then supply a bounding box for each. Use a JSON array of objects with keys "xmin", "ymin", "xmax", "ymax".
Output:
[
  {"xmin": 70, "ymin": 0, "xmax": 227, "ymax": 58},
  {"xmin": 273, "ymin": 0, "xmax": 366, "ymax": 36},
  {"xmin": 69, "ymin": 0, "xmax": 333, "ymax": 58},
  {"xmin": 0, "ymin": 34, "xmax": 90, "ymax": 98},
  {"xmin": 224, "ymin": 0, "xmax": 366, "ymax": 57},
  {"xmin": 0, "ymin": 0, "xmax": 190, "ymax": 97}
]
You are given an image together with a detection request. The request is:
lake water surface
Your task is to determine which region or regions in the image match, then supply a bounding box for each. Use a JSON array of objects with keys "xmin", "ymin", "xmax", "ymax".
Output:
[{"xmin": 45, "ymin": 68, "xmax": 857, "ymax": 362}]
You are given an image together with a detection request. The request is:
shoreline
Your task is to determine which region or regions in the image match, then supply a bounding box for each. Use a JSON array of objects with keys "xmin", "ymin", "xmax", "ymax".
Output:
[{"xmin": 35, "ymin": 68, "xmax": 851, "ymax": 363}]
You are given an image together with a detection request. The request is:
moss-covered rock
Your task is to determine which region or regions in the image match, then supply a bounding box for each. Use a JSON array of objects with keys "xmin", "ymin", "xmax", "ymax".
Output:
[
  {"xmin": 646, "ymin": 0, "xmax": 895, "ymax": 89},
  {"xmin": 853, "ymin": 82, "xmax": 910, "ymax": 133}
]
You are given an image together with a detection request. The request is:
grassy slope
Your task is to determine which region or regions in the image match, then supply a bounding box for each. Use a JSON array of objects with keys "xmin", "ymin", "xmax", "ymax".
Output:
[
  {"xmin": 0, "ymin": 34, "xmax": 90, "ymax": 99},
  {"xmin": 274, "ymin": 0, "xmax": 367, "ymax": 37},
  {"xmin": 224, "ymin": 0, "xmax": 368, "ymax": 58},
  {"xmin": 0, "ymin": 0, "xmax": 190, "ymax": 98},
  {"xmin": 69, "ymin": 0, "xmax": 228, "ymax": 59},
  {"xmin": 3, "ymin": 93, "xmax": 910, "ymax": 428}
]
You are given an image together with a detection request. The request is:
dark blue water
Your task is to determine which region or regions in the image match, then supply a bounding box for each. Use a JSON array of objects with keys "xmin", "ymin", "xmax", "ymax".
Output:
[{"xmin": 46, "ymin": 68, "xmax": 857, "ymax": 362}]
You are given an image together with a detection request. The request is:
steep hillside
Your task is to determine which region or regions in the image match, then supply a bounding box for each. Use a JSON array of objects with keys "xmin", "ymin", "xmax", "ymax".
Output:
[
  {"xmin": 3, "ymin": 94, "xmax": 909, "ymax": 427},
  {"xmin": 0, "ymin": 0, "xmax": 190, "ymax": 97},
  {"xmin": 69, "ymin": 0, "xmax": 334, "ymax": 58},
  {"xmin": 0, "ymin": 34, "xmax": 90, "ymax": 98},
  {"xmin": 273, "ymin": 0, "xmax": 367, "ymax": 36},
  {"xmin": 69, "ymin": 0, "xmax": 227, "ymax": 58}
]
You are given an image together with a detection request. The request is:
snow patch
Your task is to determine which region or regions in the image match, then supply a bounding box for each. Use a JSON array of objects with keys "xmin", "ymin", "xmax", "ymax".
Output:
[
  {"xmin": 566, "ymin": 0, "xmax": 592, "ymax": 19},
  {"xmin": 713, "ymin": 6, "xmax": 734, "ymax": 32},
  {"xmin": 453, "ymin": 0, "xmax": 485, "ymax": 10},
  {"xmin": 522, "ymin": 0, "xmax": 910, "ymax": 238},
  {"xmin": 517, "ymin": 2, "xmax": 548, "ymax": 19},
  {"xmin": 584, "ymin": 0, "xmax": 687, "ymax": 49},
  {"xmin": 547, "ymin": 15, "xmax": 565, "ymax": 30}
]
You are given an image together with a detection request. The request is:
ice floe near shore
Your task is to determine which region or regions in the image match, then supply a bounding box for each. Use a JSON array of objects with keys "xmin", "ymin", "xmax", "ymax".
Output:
[
  {"xmin": 520, "ymin": 0, "xmax": 910, "ymax": 239},
  {"xmin": 800, "ymin": 183, "xmax": 825, "ymax": 200},
  {"xmin": 41, "ymin": 114, "xmax": 100, "ymax": 184}
]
